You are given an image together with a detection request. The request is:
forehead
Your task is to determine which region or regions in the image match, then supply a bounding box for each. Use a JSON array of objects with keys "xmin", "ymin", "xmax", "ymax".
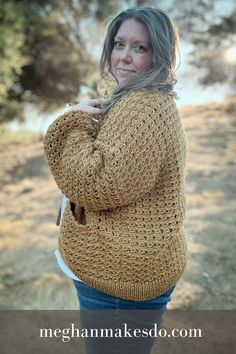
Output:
[{"xmin": 115, "ymin": 18, "xmax": 150, "ymax": 42}]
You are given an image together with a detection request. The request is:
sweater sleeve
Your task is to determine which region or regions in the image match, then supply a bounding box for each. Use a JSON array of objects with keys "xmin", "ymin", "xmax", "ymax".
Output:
[{"xmin": 43, "ymin": 90, "xmax": 170, "ymax": 211}]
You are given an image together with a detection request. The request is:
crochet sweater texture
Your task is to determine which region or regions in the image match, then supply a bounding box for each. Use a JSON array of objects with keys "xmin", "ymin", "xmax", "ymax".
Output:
[{"xmin": 44, "ymin": 89, "xmax": 188, "ymax": 301}]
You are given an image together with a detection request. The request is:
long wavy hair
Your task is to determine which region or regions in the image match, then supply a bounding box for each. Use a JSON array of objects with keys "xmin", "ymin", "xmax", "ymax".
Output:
[{"xmin": 100, "ymin": 7, "xmax": 180, "ymax": 115}]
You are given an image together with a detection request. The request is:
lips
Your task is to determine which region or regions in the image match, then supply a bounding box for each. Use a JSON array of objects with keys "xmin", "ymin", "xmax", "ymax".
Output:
[{"xmin": 117, "ymin": 68, "xmax": 136, "ymax": 74}]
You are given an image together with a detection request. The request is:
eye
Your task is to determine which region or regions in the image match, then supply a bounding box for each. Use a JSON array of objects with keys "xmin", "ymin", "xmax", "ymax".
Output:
[
  {"xmin": 113, "ymin": 41, "xmax": 124, "ymax": 49},
  {"xmin": 134, "ymin": 45, "xmax": 147, "ymax": 53}
]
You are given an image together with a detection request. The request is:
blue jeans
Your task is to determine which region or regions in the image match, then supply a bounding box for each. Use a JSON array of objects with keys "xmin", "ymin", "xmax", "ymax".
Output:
[{"xmin": 73, "ymin": 280, "xmax": 175, "ymax": 354}]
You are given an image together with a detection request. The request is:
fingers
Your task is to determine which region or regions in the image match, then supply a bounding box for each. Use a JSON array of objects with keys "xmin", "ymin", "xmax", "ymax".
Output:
[
  {"xmin": 64, "ymin": 99, "xmax": 103, "ymax": 120},
  {"xmin": 88, "ymin": 106, "xmax": 103, "ymax": 115},
  {"xmin": 87, "ymin": 99, "xmax": 102, "ymax": 108},
  {"xmin": 65, "ymin": 103, "xmax": 102, "ymax": 116},
  {"xmin": 64, "ymin": 104, "xmax": 81, "ymax": 113}
]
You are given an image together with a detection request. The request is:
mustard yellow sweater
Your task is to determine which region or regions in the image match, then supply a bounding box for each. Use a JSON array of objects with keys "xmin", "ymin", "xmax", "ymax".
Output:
[{"xmin": 43, "ymin": 89, "xmax": 188, "ymax": 301}]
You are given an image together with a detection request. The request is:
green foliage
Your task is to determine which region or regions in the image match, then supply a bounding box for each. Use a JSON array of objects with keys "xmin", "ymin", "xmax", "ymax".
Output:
[
  {"xmin": 0, "ymin": 0, "xmax": 121, "ymax": 124},
  {"xmin": 0, "ymin": 1, "xmax": 30, "ymax": 107}
]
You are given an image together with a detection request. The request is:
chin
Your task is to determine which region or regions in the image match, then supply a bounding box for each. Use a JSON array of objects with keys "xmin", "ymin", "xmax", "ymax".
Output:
[{"xmin": 117, "ymin": 75, "xmax": 135, "ymax": 83}]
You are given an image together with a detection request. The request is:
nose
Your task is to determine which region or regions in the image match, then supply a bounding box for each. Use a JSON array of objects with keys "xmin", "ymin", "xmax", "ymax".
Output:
[{"xmin": 120, "ymin": 47, "xmax": 132, "ymax": 63}]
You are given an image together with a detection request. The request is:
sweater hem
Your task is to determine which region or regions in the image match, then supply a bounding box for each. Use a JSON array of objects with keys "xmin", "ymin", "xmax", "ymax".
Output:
[{"xmin": 70, "ymin": 261, "xmax": 187, "ymax": 301}]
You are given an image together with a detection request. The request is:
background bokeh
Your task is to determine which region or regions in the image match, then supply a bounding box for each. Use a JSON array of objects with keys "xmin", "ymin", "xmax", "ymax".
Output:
[{"xmin": 0, "ymin": 0, "xmax": 235, "ymax": 309}]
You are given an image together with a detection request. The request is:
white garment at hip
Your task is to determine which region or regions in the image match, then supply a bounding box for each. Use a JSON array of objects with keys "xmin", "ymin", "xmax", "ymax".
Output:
[{"xmin": 54, "ymin": 195, "xmax": 82, "ymax": 282}]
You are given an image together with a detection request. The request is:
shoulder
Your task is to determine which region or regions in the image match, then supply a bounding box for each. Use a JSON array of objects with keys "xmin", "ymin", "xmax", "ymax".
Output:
[
  {"xmin": 113, "ymin": 89, "xmax": 176, "ymax": 113},
  {"xmin": 103, "ymin": 89, "xmax": 178, "ymax": 129}
]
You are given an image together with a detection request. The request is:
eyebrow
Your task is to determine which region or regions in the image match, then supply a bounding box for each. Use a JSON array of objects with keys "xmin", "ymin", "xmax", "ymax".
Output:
[{"xmin": 114, "ymin": 36, "xmax": 148, "ymax": 44}]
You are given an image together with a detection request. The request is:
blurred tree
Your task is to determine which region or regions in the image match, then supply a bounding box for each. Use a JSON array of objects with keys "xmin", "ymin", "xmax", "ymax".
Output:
[
  {"xmin": 0, "ymin": 0, "xmax": 122, "ymax": 123},
  {"xmin": 190, "ymin": 9, "xmax": 236, "ymax": 89},
  {"xmin": 0, "ymin": 1, "xmax": 30, "ymax": 122},
  {"xmin": 164, "ymin": 0, "xmax": 236, "ymax": 90}
]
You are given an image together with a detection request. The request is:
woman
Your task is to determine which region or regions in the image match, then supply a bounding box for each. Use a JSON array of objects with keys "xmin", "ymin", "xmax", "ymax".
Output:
[{"xmin": 44, "ymin": 6, "xmax": 188, "ymax": 353}]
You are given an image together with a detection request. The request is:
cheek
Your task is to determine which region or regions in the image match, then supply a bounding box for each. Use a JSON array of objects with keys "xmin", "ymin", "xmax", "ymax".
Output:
[
  {"xmin": 111, "ymin": 50, "xmax": 118, "ymax": 68},
  {"xmin": 135, "ymin": 55, "xmax": 152, "ymax": 71}
]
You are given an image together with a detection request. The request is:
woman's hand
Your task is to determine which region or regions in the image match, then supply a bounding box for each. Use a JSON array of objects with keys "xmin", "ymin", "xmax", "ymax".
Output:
[{"xmin": 64, "ymin": 99, "xmax": 103, "ymax": 121}]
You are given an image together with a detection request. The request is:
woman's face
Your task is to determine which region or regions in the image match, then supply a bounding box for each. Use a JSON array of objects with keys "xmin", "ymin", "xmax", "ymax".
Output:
[{"xmin": 111, "ymin": 18, "xmax": 153, "ymax": 83}]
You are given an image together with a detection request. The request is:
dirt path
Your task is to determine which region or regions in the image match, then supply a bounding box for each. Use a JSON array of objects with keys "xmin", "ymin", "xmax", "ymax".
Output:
[{"xmin": 0, "ymin": 98, "xmax": 235, "ymax": 309}]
